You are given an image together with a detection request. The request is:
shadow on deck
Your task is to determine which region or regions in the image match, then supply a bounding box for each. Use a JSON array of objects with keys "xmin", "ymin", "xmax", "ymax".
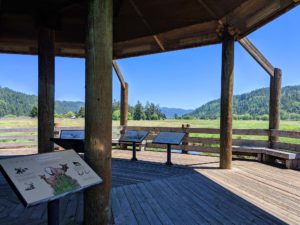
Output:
[{"xmin": 1, "ymin": 150, "xmax": 300, "ymax": 224}]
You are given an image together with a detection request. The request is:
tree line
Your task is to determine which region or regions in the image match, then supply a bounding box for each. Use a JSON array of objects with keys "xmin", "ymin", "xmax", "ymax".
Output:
[
  {"xmin": 112, "ymin": 100, "xmax": 166, "ymax": 120},
  {"xmin": 0, "ymin": 87, "xmax": 83, "ymax": 117},
  {"xmin": 30, "ymin": 100, "xmax": 166, "ymax": 120}
]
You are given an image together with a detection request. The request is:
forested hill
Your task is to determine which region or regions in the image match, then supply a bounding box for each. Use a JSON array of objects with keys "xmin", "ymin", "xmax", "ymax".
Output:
[
  {"xmin": 186, "ymin": 85, "xmax": 300, "ymax": 120},
  {"xmin": 0, "ymin": 87, "xmax": 84, "ymax": 117}
]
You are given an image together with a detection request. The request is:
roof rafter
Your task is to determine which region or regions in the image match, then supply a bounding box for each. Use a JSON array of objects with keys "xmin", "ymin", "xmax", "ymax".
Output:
[
  {"xmin": 196, "ymin": 0, "xmax": 218, "ymax": 19},
  {"xmin": 129, "ymin": 0, "xmax": 165, "ymax": 51}
]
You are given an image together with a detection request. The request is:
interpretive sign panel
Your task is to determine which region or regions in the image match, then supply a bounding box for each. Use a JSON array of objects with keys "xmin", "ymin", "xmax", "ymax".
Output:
[
  {"xmin": 152, "ymin": 132, "xmax": 185, "ymax": 145},
  {"xmin": 51, "ymin": 138, "xmax": 84, "ymax": 153},
  {"xmin": 60, "ymin": 130, "xmax": 84, "ymax": 140},
  {"xmin": 119, "ymin": 130, "xmax": 149, "ymax": 143},
  {"xmin": 0, "ymin": 150, "xmax": 102, "ymax": 207}
]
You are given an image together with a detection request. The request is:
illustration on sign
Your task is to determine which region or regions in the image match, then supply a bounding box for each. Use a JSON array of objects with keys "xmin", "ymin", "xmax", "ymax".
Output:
[
  {"xmin": 73, "ymin": 162, "xmax": 90, "ymax": 176},
  {"xmin": 0, "ymin": 150, "xmax": 102, "ymax": 207},
  {"xmin": 119, "ymin": 130, "xmax": 149, "ymax": 143},
  {"xmin": 39, "ymin": 163, "xmax": 80, "ymax": 195},
  {"xmin": 60, "ymin": 130, "xmax": 84, "ymax": 140}
]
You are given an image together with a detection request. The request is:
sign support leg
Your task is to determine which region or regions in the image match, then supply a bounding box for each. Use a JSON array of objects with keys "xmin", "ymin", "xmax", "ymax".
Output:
[
  {"xmin": 48, "ymin": 199, "xmax": 60, "ymax": 225},
  {"xmin": 131, "ymin": 142, "xmax": 137, "ymax": 161},
  {"xmin": 166, "ymin": 144, "xmax": 173, "ymax": 166}
]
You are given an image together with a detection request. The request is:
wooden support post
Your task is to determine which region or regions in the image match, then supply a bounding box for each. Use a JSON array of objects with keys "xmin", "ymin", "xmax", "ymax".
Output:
[
  {"xmin": 48, "ymin": 199, "xmax": 60, "ymax": 225},
  {"xmin": 120, "ymin": 82, "xmax": 128, "ymax": 127},
  {"xmin": 269, "ymin": 68, "xmax": 282, "ymax": 148},
  {"xmin": 181, "ymin": 124, "xmax": 189, "ymax": 154},
  {"xmin": 120, "ymin": 83, "xmax": 128, "ymax": 150},
  {"xmin": 220, "ymin": 29, "xmax": 234, "ymax": 169},
  {"xmin": 38, "ymin": 27, "xmax": 55, "ymax": 154},
  {"xmin": 85, "ymin": 0, "xmax": 113, "ymax": 224}
]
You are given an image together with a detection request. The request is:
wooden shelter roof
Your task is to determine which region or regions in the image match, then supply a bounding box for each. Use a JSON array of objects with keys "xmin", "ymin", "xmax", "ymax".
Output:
[{"xmin": 0, "ymin": 0, "xmax": 298, "ymax": 58}]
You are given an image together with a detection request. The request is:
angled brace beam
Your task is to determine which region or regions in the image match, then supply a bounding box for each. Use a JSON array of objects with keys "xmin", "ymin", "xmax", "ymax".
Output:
[
  {"xmin": 112, "ymin": 60, "xmax": 126, "ymax": 89},
  {"xmin": 238, "ymin": 37, "xmax": 274, "ymax": 77}
]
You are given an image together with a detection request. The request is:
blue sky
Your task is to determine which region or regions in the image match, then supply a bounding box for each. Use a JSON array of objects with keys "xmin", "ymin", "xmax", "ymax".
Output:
[{"xmin": 0, "ymin": 6, "xmax": 299, "ymax": 109}]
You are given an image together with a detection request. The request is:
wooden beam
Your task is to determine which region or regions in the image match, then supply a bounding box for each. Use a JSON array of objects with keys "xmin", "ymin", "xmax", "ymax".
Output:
[
  {"xmin": 220, "ymin": 28, "xmax": 234, "ymax": 169},
  {"xmin": 128, "ymin": 0, "xmax": 165, "ymax": 51},
  {"xmin": 239, "ymin": 37, "xmax": 274, "ymax": 77},
  {"xmin": 112, "ymin": 60, "xmax": 126, "ymax": 89},
  {"xmin": 38, "ymin": 27, "xmax": 55, "ymax": 154},
  {"xmin": 112, "ymin": 60, "xmax": 128, "ymax": 127},
  {"xmin": 84, "ymin": 0, "xmax": 113, "ymax": 224},
  {"xmin": 120, "ymin": 82, "xmax": 128, "ymax": 126},
  {"xmin": 196, "ymin": 0, "xmax": 218, "ymax": 19},
  {"xmin": 269, "ymin": 68, "xmax": 282, "ymax": 147}
]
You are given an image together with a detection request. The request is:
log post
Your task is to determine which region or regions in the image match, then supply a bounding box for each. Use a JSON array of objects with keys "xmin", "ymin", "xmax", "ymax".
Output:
[
  {"xmin": 269, "ymin": 68, "xmax": 282, "ymax": 148},
  {"xmin": 85, "ymin": 0, "xmax": 113, "ymax": 224},
  {"xmin": 220, "ymin": 29, "xmax": 234, "ymax": 169},
  {"xmin": 120, "ymin": 82, "xmax": 128, "ymax": 150},
  {"xmin": 181, "ymin": 124, "xmax": 190, "ymax": 154},
  {"xmin": 38, "ymin": 27, "xmax": 55, "ymax": 154},
  {"xmin": 120, "ymin": 82, "xmax": 128, "ymax": 127}
]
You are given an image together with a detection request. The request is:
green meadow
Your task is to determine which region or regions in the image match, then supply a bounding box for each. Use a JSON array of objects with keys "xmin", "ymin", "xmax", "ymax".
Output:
[
  {"xmin": 0, "ymin": 118, "xmax": 300, "ymax": 144},
  {"xmin": 1, "ymin": 117, "xmax": 300, "ymax": 130}
]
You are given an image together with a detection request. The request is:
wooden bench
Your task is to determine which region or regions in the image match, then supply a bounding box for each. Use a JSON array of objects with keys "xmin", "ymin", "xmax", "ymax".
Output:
[{"xmin": 233, "ymin": 146, "xmax": 300, "ymax": 169}]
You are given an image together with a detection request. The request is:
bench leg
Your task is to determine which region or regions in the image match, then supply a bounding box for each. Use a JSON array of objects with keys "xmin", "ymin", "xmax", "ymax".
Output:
[
  {"xmin": 286, "ymin": 159, "xmax": 300, "ymax": 170},
  {"xmin": 257, "ymin": 153, "xmax": 263, "ymax": 162},
  {"xmin": 286, "ymin": 160, "xmax": 292, "ymax": 169}
]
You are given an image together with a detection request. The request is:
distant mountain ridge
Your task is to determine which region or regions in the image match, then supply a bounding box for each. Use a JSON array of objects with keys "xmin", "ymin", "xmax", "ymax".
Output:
[
  {"xmin": 160, "ymin": 107, "xmax": 193, "ymax": 119},
  {"xmin": 0, "ymin": 87, "xmax": 192, "ymax": 118},
  {"xmin": 0, "ymin": 87, "xmax": 84, "ymax": 117},
  {"xmin": 186, "ymin": 85, "xmax": 300, "ymax": 120}
]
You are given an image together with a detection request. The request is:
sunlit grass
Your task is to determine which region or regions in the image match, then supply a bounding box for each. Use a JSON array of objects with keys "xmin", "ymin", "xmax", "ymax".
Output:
[
  {"xmin": 1, "ymin": 118, "xmax": 300, "ymax": 144},
  {"xmin": 1, "ymin": 118, "xmax": 300, "ymax": 130}
]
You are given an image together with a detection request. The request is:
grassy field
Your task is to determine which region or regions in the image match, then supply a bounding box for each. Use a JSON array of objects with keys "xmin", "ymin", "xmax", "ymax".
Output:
[
  {"xmin": 1, "ymin": 117, "xmax": 300, "ymax": 146},
  {"xmin": 1, "ymin": 117, "xmax": 300, "ymax": 130}
]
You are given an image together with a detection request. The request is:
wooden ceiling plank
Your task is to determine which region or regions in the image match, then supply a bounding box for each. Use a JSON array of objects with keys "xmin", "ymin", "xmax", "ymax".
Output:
[
  {"xmin": 196, "ymin": 0, "xmax": 218, "ymax": 19},
  {"xmin": 129, "ymin": 0, "xmax": 166, "ymax": 51}
]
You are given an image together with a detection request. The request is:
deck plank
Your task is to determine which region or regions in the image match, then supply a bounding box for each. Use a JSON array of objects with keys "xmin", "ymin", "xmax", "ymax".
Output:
[
  {"xmin": 114, "ymin": 187, "xmax": 139, "ymax": 225},
  {"xmin": 143, "ymin": 181, "xmax": 188, "ymax": 225},
  {"xmin": 123, "ymin": 185, "xmax": 151, "ymax": 225},
  {"xmin": 162, "ymin": 176, "xmax": 234, "ymax": 225},
  {"xmin": 0, "ymin": 149, "xmax": 299, "ymax": 225},
  {"xmin": 128, "ymin": 184, "xmax": 163, "ymax": 225},
  {"xmin": 137, "ymin": 183, "xmax": 174, "ymax": 225}
]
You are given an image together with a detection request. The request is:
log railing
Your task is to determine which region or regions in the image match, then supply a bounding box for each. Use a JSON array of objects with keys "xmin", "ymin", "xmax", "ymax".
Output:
[{"xmin": 0, "ymin": 126, "xmax": 300, "ymax": 153}]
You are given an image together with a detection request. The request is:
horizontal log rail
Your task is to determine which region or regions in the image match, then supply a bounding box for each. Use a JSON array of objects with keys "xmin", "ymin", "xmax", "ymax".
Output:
[
  {"xmin": 0, "ymin": 126, "xmax": 121, "ymax": 149},
  {"xmin": 0, "ymin": 125, "xmax": 300, "ymax": 153}
]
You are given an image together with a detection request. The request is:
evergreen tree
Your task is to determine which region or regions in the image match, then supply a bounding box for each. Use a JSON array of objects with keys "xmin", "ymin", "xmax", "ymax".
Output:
[
  {"xmin": 77, "ymin": 107, "xmax": 85, "ymax": 118},
  {"xmin": 0, "ymin": 100, "xmax": 8, "ymax": 117},
  {"xmin": 30, "ymin": 106, "xmax": 38, "ymax": 118},
  {"xmin": 133, "ymin": 101, "xmax": 145, "ymax": 120}
]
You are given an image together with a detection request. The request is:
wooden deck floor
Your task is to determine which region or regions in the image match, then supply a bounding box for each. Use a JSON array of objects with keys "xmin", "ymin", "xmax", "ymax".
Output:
[{"xmin": 1, "ymin": 149, "xmax": 300, "ymax": 225}]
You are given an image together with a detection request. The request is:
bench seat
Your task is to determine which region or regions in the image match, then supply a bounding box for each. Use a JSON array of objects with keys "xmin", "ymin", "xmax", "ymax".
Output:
[{"xmin": 233, "ymin": 145, "xmax": 300, "ymax": 169}]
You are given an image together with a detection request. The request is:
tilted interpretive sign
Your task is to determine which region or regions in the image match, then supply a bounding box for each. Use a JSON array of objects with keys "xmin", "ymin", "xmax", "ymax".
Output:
[
  {"xmin": 119, "ymin": 130, "xmax": 149, "ymax": 143},
  {"xmin": 152, "ymin": 132, "xmax": 185, "ymax": 145},
  {"xmin": 152, "ymin": 132, "xmax": 186, "ymax": 165},
  {"xmin": 0, "ymin": 150, "xmax": 102, "ymax": 207},
  {"xmin": 119, "ymin": 130, "xmax": 149, "ymax": 161},
  {"xmin": 60, "ymin": 130, "xmax": 84, "ymax": 139},
  {"xmin": 50, "ymin": 130, "xmax": 85, "ymax": 153}
]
